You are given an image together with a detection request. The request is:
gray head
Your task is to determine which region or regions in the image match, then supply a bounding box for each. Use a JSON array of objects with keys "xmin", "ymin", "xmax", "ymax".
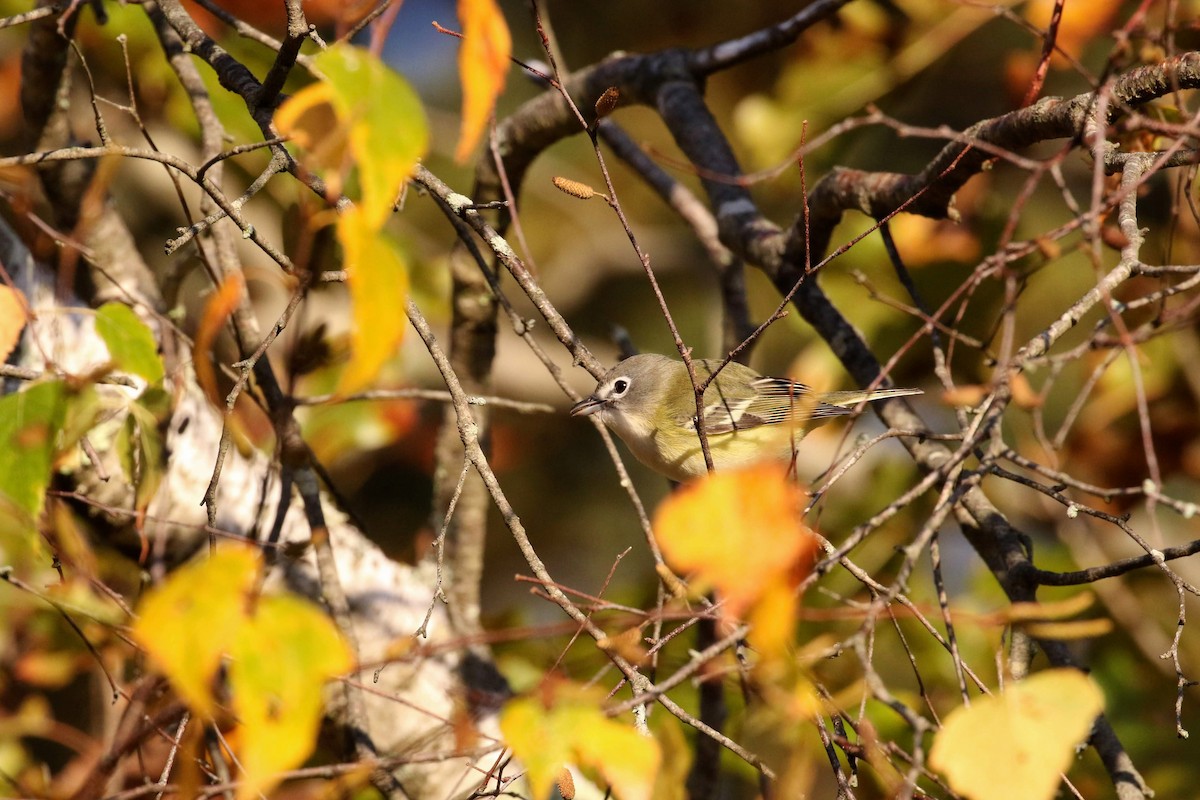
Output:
[{"xmin": 568, "ymin": 353, "xmax": 674, "ymax": 427}]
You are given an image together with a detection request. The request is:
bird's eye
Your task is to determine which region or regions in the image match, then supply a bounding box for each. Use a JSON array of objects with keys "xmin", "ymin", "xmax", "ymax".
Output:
[{"xmin": 612, "ymin": 377, "xmax": 630, "ymax": 396}]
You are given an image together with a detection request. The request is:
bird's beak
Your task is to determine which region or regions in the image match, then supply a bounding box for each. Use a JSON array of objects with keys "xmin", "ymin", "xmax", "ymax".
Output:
[{"xmin": 570, "ymin": 395, "xmax": 604, "ymax": 417}]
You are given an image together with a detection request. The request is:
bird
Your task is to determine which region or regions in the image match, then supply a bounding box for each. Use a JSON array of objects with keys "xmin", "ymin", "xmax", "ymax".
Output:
[{"xmin": 570, "ymin": 353, "xmax": 921, "ymax": 482}]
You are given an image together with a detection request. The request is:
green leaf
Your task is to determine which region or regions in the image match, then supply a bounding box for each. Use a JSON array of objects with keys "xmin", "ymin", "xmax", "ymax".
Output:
[
  {"xmin": 276, "ymin": 43, "xmax": 428, "ymax": 228},
  {"xmin": 316, "ymin": 43, "xmax": 428, "ymax": 226},
  {"xmin": 96, "ymin": 303, "xmax": 164, "ymax": 383},
  {"xmin": 121, "ymin": 393, "xmax": 167, "ymax": 513},
  {"xmin": 0, "ymin": 382, "xmax": 68, "ymax": 517}
]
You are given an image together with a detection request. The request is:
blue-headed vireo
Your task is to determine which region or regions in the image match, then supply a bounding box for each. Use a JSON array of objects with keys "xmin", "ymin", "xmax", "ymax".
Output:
[{"xmin": 570, "ymin": 353, "xmax": 921, "ymax": 481}]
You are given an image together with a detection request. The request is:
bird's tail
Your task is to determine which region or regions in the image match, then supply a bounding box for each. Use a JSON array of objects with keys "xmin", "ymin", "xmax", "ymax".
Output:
[{"xmin": 819, "ymin": 387, "xmax": 923, "ymax": 409}]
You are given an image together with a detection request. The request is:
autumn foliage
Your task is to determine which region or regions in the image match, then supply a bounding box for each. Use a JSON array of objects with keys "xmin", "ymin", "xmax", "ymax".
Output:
[{"xmin": 3, "ymin": 2, "xmax": 1200, "ymax": 800}]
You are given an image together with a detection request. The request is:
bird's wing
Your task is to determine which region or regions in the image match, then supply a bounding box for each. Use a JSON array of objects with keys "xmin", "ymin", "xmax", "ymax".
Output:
[
  {"xmin": 744, "ymin": 377, "xmax": 854, "ymax": 424},
  {"xmin": 682, "ymin": 371, "xmax": 921, "ymax": 435},
  {"xmin": 680, "ymin": 376, "xmax": 848, "ymax": 435},
  {"xmin": 695, "ymin": 392, "xmax": 760, "ymax": 435}
]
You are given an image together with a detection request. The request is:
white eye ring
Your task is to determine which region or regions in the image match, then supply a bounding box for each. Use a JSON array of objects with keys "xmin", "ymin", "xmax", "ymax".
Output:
[{"xmin": 611, "ymin": 377, "xmax": 630, "ymax": 396}]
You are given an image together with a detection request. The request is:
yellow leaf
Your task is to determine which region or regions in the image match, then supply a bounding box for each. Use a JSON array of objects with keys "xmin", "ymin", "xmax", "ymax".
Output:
[
  {"xmin": 132, "ymin": 547, "xmax": 260, "ymax": 714},
  {"xmin": 649, "ymin": 714, "xmax": 691, "ymax": 800},
  {"xmin": 1079, "ymin": 336, "xmax": 1175, "ymax": 431},
  {"xmin": 335, "ymin": 208, "xmax": 409, "ymax": 395},
  {"xmin": 929, "ymin": 669, "xmax": 1105, "ymax": 800},
  {"xmin": 1006, "ymin": 592, "xmax": 1096, "ymax": 622},
  {"xmin": 455, "ymin": 0, "xmax": 511, "ymax": 162},
  {"xmin": 789, "ymin": 675, "xmax": 821, "ymax": 719},
  {"xmin": 499, "ymin": 694, "xmax": 574, "ymax": 799},
  {"xmin": 1021, "ymin": 619, "xmax": 1113, "ymax": 640},
  {"xmin": 275, "ymin": 44, "xmax": 424, "ymax": 394},
  {"xmin": 134, "ymin": 546, "xmax": 353, "ymax": 800},
  {"xmin": 653, "ymin": 464, "xmax": 817, "ymax": 617},
  {"xmin": 0, "ymin": 285, "xmax": 28, "ymax": 362},
  {"xmin": 228, "ymin": 594, "xmax": 354, "ymax": 800},
  {"xmin": 573, "ymin": 715, "xmax": 660, "ymax": 800},
  {"xmin": 500, "ymin": 682, "xmax": 659, "ymax": 800}
]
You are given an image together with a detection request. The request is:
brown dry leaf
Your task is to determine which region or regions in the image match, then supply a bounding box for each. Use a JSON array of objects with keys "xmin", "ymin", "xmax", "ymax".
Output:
[
  {"xmin": 597, "ymin": 626, "xmax": 649, "ymax": 666},
  {"xmin": 1034, "ymin": 236, "xmax": 1062, "ymax": 260},
  {"xmin": 1101, "ymin": 224, "xmax": 1130, "ymax": 250}
]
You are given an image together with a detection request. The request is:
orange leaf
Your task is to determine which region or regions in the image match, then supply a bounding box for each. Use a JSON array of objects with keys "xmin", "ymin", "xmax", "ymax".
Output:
[
  {"xmin": 1009, "ymin": 371, "xmax": 1042, "ymax": 410},
  {"xmin": 455, "ymin": 0, "xmax": 511, "ymax": 163},
  {"xmin": 746, "ymin": 576, "xmax": 799, "ymax": 659},
  {"xmin": 0, "ymin": 285, "xmax": 29, "ymax": 362},
  {"xmin": 941, "ymin": 384, "xmax": 988, "ymax": 408},
  {"xmin": 653, "ymin": 464, "xmax": 818, "ymax": 618},
  {"xmin": 887, "ymin": 214, "xmax": 980, "ymax": 266},
  {"xmin": 1023, "ymin": 0, "xmax": 1124, "ymax": 63},
  {"xmin": 193, "ymin": 274, "xmax": 245, "ymax": 407}
]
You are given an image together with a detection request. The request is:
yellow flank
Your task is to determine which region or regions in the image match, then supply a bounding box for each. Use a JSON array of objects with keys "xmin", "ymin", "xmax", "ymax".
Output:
[{"xmin": 647, "ymin": 421, "xmax": 802, "ymax": 482}]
